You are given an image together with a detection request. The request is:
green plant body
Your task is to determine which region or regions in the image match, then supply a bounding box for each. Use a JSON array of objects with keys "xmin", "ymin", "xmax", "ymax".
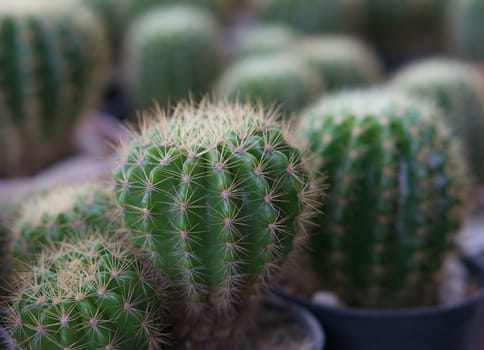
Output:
[
  {"xmin": 0, "ymin": 0, "xmax": 109, "ymax": 177},
  {"xmin": 296, "ymin": 90, "xmax": 468, "ymax": 308},
  {"xmin": 123, "ymin": 5, "xmax": 224, "ymax": 110},
  {"xmin": 113, "ymin": 101, "xmax": 319, "ymax": 346},
  {"xmin": 217, "ymin": 54, "xmax": 322, "ymax": 119},
  {"xmin": 7, "ymin": 235, "xmax": 167, "ymax": 349},
  {"xmin": 449, "ymin": 0, "xmax": 484, "ymax": 61},
  {"xmin": 393, "ymin": 59, "xmax": 484, "ymax": 183}
]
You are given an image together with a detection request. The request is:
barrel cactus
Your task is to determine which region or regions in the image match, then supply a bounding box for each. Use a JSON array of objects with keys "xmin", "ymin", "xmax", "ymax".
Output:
[
  {"xmin": 6, "ymin": 235, "xmax": 167, "ymax": 350},
  {"xmin": 123, "ymin": 5, "xmax": 224, "ymax": 110},
  {"xmin": 297, "ymin": 35, "xmax": 384, "ymax": 92},
  {"xmin": 0, "ymin": 0, "xmax": 109, "ymax": 177},
  {"xmin": 10, "ymin": 182, "xmax": 116, "ymax": 263},
  {"xmin": 113, "ymin": 101, "xmax": 319, "ymax": 347},
  {"xmin": 393, "ymin": 59, "xmax": 484, "ymax": 183},
  {"xmin": 296, "ymin": 90, "xmax": 468, "ymax": 308},
  {"xmin": 217, "ymin": 54, "xmax": 322, "ymax": 119},
  {"xmin": 252, "ymin": 0, "xmax": 365, "ymax": 34}
]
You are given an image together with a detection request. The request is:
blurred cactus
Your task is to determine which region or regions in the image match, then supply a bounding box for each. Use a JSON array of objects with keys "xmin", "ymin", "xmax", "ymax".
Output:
[
  {"xmin": 10, "ymin": 182, "xmax": 116, "ymax": 263},
  {"xmin": 252, "ymin": 0, "xmax": 365, "ymax": 34},
  {"xmin": 217, "ymin": 54, "xmax": 322, "ymax": 118},
  {"xmin": 297, "ymin": 36, "xmax": 384, "ymax": 92},
  {"xmin": 393, "ymin": 59, "xmax": 484, "ymax": 183},
  {"xmin": 123, "ymin": 5, "xmax": 224, "ymax": 110},
  {"xmin": 0, "ymin": 0, "xmax": 109, "ymax": 177},
  {"xmin": 297, "ymin": 90, "xmax": 468, "ymax": 308},
  {"xmin": 7, "ymin": 235, "xmax": 167, "ymax": 350},
  {"xmin": 449, "ymin": 0, "xmax": 484, "ymax": 62},
  {"xmin": 113, "ymin": 101, "xmax": 319, "ymax": 347}
]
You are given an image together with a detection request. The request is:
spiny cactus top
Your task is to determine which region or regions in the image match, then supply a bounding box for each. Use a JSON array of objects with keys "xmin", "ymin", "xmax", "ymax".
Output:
[
  {"xmin": 113, "ymin": 101, "xmax": 320, "ymax": 343},
  {"xmin": 0, "ymin": 0, "xmax": 109, "ymax": 177},
  {"xmin": 10, "ymin": 182, "xmax": 116, "ymax": 263},
  {"xmin": 123, "ymin": 5, "xmax": 224, "ymax": 110},
  {"xmin": 217, "ymin": 54, "xmax": 323, "ymax": 119},
  {"xmin": 252, "ymin": 0, "xmax": 365, "ymax": 34},
  {"xmin": 449, "ymin": 0, "xmax": 484, "ymax": 61},
  {"xmin": 297, "ymin": 36, "xmax": 384, "ymax": 92},
  {"xmin": 7, "ymin": 236, "xmax": 167, "ymax": 350},
  {"xmin": 297, "ymin": 90, "xmax": 468, "ymax": 308},
  {"xmin": 393, "ymin": 59, "xmax": 484, "ymax": 183}
]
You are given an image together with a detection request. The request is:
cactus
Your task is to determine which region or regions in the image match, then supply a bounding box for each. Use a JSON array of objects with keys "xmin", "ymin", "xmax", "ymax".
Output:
[
  {"xmin": 122, "ymin": 5, "xmax": 224, "ymax": 110},
  {"xmin": 113, "ymin": 101, "xmax": 319, "ymax": 346},
  {"xmin": 234, "ymin": 24, "xmax": 299, "ymax": 58},
  {"xmin": 393, "ymin": 59, "xmax": 484, "ymax": 183},
  {"xmin": 252, "ymin": 0, "xmax": 365, "ymax": 34},
  {"xmin": 296, "ymin": 90, "xmax": 468, "ymax": 308},
  {"xmin": 6, "ymin": 235, "xmax": 167, "ymax": 350},
  {"xmin": 0, "ymin": 0, "xmax": 109, "ymax": 177},
  {"xmin": 217, "ymin": 54, "xmax": 322, "ymax": 119},
  {"xmin": 10, "ymin": 182, "xmax": 117, "ymax": 263},
  {"xmin": 449, "ymin": 0, "xmax": 484, "ymax": 61},
  {"xmin": 297, "ymin": 35, "xmax": 384, "ymax": 92}
]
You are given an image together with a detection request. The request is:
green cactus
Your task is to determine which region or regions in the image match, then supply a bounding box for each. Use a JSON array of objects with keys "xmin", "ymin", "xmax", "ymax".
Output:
[
  {"xmin": 297, "ymin": 35, "xmax": 384, "ymax": 92},
  {"xmin": 122, "ymin": 5, "xmax": 224, "ymax": 110},
  {"xmin": 217, "ymin": 54, "xmax": 322, "ymax": 118},
  {"xmin": 234, "ymin": 24, "xmax": 299, "ymax": 58},
  {"xmin": 449, "ymin": 0, "xmax": 484, "ymax": 61},
  {"xmin": 252, "ymin": 0, "xmax": 365, "ymax": 34},
  {"xmin": 393, "ymin": 59, "xmax": 484, "ymax": 183},
  {"xmin": 10, "ymin": 182, "xmax": 116, "ymax": 264},
  {"xmin": 6, "ymin": 235, "xmax": 167, "ymax": 350},
  {"xmin": 296, "ymin": 90, "xmax": 468, "ymax": 308},
  {"xmin": 0, "ymin": 0, "xmax": 109, "ymax": 177},
  {"xmin": 113, "ymin": 101, "xmax": 319, "ymax": 346}
]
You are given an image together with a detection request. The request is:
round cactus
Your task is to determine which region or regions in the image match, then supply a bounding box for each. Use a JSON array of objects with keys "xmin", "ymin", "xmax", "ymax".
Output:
[
  {"xmin": 449, "ymin": 0, "xmax": 484, "ymax": 61},
  {"xmin": 393, "ymin": 59, "xmax": 484, "ymax": 183},
  {"xmin": 297, "ymin": 35, "xmax": 384, "ymax": 92},
  {"xmin": 113, "ymin": 101, "xmax": 319, "ymax": 346},
  {"xmin": 10, "ymin": 182, "xmax": 116, "ymax": 263},
  {"xmin": 252, "ymin": 0, "xmax": 365, "ymax": 34},
  {"xmin": 217, "ymin": 54, "xmax": 323, "ymax": 119},
  {"xmin": 296, "ymin": 90, "xmax": 468, "ymax": 308},
  {"xmin": 122, "ymin": 5, "xmax": 224, "ymax": 110},
  {"xmin": 0, "ymin": 0, "xmax": 109, "ymax": 177},
  {"xmin": 6, "ymin": 235, "xmax": 167, "ymax": 350}
]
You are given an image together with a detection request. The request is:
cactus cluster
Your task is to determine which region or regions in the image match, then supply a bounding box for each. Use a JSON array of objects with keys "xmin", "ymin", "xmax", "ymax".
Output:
[
  {"xmin": 393, "ymin": 59, "xmax": 484, "ymax": 183},
  {"xmin": 10, "ymin": 182, "xmax": 116, "ymax": 264},
  {"xmin": 122, "ymin": 5, "xmax": 224, "ymax": 110},
  {"xmin": 296, "ymin": 90, "xmax": 468, "ymax": 308},
  {"xmin": 0, "ymin": 0, "xmax": 109, "ymax": 177},
  {"xmin": 297, "ymin": 35, "xmax": 384, "ymax": 92},
  {"xmin": 6, "ymin": 236, "xmax": 167, "ymax": 350},
  {"xmin": 113, "ymin": 101, "xmax": 318, "ymax": 345},
  {"xmin": 217, "ymin": 54, "xmax": 322, "ymax": 118}
]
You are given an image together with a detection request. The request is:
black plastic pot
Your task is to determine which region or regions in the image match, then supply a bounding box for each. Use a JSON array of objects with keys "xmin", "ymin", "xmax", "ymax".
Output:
[{"xmin": 277, "ymin": 258, "xmax": 484, "ymax": 350}]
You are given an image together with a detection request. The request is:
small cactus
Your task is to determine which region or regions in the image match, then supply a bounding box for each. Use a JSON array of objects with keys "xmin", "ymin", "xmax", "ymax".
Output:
[
  {"xmin": 122, "ymin": 5, "xmax": 224, "ymax": 110},
  {"xmin": 0, "ymin": 0, "xmax": 109, "ymax": 177},
  {"xmin": 10, "ymin": 182, "xmax": 116, "ymax": 263},
  {"xmin": 393, "ymin": 59, "xmax": 484, "ymax": 183},
  {"xmin": 6, "ymin": 235, "xmax": 167, "ymax": 350},
  {"xmin": 113, "ymin": 101, "xmax": 319, "ymax": 346},
  {"xmin": 217, "ymin": 54, "xmax": 322, "ymax": 118},
  {"xmin": 296, "ymin": 90, "xmax": 468, "ymax": 308},
  {"xmin": 297, "ymin": 35, "xmax": 384, "ymax": 92}
]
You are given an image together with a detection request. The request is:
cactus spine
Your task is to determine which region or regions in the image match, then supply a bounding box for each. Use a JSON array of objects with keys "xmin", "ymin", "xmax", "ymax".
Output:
[
  {"xmin": 393, "ymin": 59, "xmax": 484, "ymax": 183},
  {"xmin": 113, "ymin": 101, "xmax": 319, "ymax": 346},
  {"xmin": 296, "ymin": 91, "xmax": 468, "ymax": 308},
  {"xmin": 123, "ymin": 5, "xmax": 224, "ymax": 110},
  {"xmin": 0, "ymin": 0, "xmax": 109, "ymax": 177},
  {"xmin": 7, "ymin": 235, "xmax": 167, "ymax": 350}
]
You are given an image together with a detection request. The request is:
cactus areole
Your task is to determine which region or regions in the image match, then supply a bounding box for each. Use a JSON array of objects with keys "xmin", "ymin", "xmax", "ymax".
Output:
[{"xmin": 113, "ymin": 102, "xmax": 318, "ymax": 342}]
